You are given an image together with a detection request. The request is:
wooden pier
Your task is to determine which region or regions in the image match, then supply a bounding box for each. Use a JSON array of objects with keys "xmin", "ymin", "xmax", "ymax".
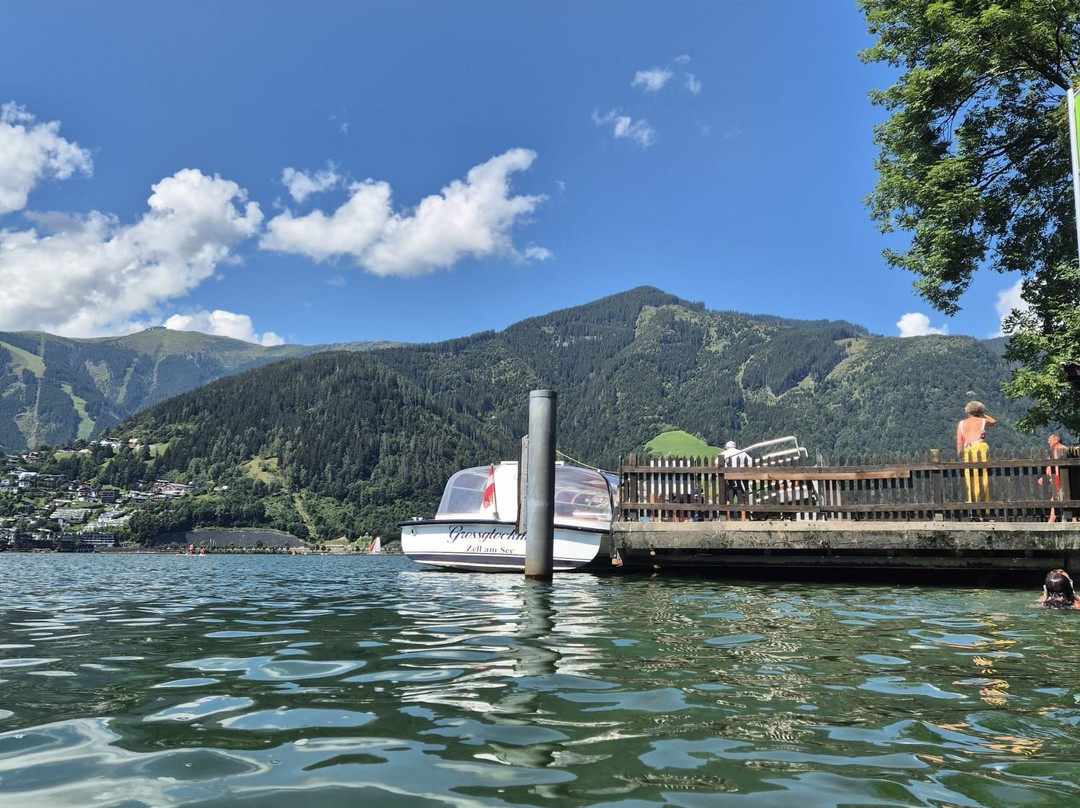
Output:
[{"xmin": 612, "ymin": 449, "xmax": 1080, "ymax": 584}]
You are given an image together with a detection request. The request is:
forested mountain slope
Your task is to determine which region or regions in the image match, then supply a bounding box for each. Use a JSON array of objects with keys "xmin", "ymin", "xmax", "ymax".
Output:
[
  {"xmin": 374, "ymin": 287, "xmax": 1028, "ymax": 466},
  {"xmin": 123, "ymin": 351, "xmax": 508, "ymax": 539}
]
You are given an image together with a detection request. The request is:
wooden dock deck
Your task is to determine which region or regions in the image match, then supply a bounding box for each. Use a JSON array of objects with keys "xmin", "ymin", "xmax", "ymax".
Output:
[{"xmin": 611, "ymin": 449, "xmax": 1080, "ymax": 584}]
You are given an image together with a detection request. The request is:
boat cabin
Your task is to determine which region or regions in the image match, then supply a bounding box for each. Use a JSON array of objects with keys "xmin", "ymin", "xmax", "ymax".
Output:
[{"xmin": 436, "ymin": 461, "xmax": 618, "ymax": 525}]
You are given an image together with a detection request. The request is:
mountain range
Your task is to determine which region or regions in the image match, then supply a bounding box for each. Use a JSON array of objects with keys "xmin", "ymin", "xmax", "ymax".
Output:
[
  {"xmin": 5, "ymin": 287, "xmax": 1039, "ymax": 539},
  {"xmin": 0, "ymin": 327, "xmax": 395, "ymax": 451},
  {"xmin": 2, "ymin": 287, "xmax": 1032, "ymax": 460},
  {"xmin": 365, "ymin": 287, "xmax": 1028, "ymax": 465}
]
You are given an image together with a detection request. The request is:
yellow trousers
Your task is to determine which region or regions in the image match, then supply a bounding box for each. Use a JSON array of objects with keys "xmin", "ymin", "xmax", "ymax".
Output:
[{"xmin": 963, "ymin": 442, "xmax": 990, "ymax": 502}]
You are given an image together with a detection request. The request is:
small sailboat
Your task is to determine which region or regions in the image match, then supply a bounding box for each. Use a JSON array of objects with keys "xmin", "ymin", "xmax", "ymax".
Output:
[{"xmin": 367, "ymin": 536, "xmax": 382, "ymax": 555}]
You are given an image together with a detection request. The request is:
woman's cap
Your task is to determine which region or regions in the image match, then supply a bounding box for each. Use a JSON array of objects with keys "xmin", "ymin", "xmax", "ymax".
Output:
[{"xmin": 725, "ymin": 441, "xmax": 736, "ymax": 449}]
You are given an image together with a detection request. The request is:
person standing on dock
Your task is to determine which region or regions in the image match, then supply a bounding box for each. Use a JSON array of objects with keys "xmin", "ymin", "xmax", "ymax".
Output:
[
  {"xmin": 956, "ymin": 401, "xmax": 995, "ymax": 503},
  {"xmin": 1038, "ymin": 434, "xmax": 1070, "ymax": 523},
  {"xmin": 954, "ymin": 401, "xmax": 993, "ymax": 501},
  {"xmin": 722, "ymin": 440, "xmax": 752, "ymax": 520}
]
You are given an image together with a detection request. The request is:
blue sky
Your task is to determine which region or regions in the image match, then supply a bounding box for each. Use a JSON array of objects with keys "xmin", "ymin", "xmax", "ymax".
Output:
[{"xmin": 0, "ymin": 1, "xmax": 1020, "ymax": 347}]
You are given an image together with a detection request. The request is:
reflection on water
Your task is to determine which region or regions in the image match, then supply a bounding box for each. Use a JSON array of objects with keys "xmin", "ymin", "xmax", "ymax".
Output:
[{"xmin": 1, "ymin": 554, "xmax": 1079, "ymax": 807}]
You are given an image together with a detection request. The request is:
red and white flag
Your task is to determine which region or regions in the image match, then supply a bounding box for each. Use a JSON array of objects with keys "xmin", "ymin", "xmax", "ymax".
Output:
[{"xmin": 481, "ymin": 464, "xmax": 498, "ymax": 516}]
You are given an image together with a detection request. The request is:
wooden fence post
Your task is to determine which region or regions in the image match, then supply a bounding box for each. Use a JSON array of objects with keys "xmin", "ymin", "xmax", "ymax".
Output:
[{"xmin": 929, "ymin": 449, "xmax": 944, "ymax": 520}]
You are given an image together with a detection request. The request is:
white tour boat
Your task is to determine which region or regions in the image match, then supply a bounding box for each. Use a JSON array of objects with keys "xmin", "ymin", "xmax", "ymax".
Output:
[{"xmin": 399, "ymin": 461, "xmax": 619, "ymax": 572}]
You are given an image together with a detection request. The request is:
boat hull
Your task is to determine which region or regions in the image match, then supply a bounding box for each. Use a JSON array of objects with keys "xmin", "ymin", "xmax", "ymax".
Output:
[{"xmin": 400, "ymin": 519, "xmax": 607, "ymax": 572}]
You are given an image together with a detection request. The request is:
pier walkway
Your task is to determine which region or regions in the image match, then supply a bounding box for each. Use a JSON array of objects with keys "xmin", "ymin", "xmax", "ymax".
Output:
[{"xmin": 612, "ymin": 449, "xmax": 1080, "ymax": 583}]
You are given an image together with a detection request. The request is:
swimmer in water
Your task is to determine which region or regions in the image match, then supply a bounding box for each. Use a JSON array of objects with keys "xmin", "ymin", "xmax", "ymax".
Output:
[{"xmin": 1038, "ymin": 569, "xmax": 1080, "ymax": 610}]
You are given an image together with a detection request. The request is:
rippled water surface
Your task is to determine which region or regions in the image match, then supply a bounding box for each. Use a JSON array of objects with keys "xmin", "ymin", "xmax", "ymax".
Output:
[{"xmin": 1, "ymin": 554, "xmax": 1078, "ymax": 807}]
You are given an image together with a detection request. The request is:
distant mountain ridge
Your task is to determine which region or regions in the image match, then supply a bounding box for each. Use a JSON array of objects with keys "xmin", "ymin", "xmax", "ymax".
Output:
[{"xmin": 0, "ymin": 328, "xmax": 396, "ymax": 450}]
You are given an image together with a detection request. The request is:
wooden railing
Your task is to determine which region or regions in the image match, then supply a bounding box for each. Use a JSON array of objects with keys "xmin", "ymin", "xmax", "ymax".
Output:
[{"xmin": 618, "ymin": 449, "xmax": 1080, "ymax": 523}]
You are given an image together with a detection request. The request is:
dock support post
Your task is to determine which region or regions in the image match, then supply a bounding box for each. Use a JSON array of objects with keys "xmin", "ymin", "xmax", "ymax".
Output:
[
  {"xmin": 525, "ymin": 389, "xmax": 556, "ymax": 581},
  {"xmin": 930, "ymin": 449, "xmax": 945, "ymax": 520}
]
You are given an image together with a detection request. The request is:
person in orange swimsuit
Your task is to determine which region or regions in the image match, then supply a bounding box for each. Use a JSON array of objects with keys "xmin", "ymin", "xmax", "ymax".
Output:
[
  {"xmin": 956, "ymin": 400, "xmax": 995, "ymax": 503},
  {"xmin": 1038, "ymin": 434, "xmax": 1069, "ymax": 523}
]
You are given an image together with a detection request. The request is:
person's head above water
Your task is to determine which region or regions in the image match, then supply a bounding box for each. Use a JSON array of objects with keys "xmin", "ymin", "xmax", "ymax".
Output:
[{"xmin": 1043, "ymin": 568, "xmax": 1076, "ymax": 607}]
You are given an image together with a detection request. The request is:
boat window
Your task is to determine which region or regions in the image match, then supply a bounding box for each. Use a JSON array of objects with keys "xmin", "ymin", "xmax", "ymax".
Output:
[
  {"xmin": 554, "ymin": 466, "xmax": 615, "ymax": 519},
  {"xmin": 437, "ymin": 467, "xmax": 490, "ymax": 516}
]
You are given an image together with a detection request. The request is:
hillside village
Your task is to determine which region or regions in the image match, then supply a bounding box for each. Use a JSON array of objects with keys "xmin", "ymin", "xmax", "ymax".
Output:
[{"xmin": 0, "ymin": 439, "xmax": 194, "ymax": 551}]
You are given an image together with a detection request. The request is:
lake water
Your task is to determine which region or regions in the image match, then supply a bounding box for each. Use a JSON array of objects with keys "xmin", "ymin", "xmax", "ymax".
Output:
[{"xmin": 1, "ymin": 554, "xmax": 1078, "ymax": 808}]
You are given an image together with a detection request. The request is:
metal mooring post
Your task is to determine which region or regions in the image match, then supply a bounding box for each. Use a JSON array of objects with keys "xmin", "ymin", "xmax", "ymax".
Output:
[{"xmin": 524, "ymin": 389, "xmax": 556, "ymax": 580}]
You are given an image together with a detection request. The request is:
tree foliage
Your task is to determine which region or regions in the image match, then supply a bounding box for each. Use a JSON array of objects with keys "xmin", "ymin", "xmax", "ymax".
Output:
[
  {"xmin": 860, "ymin": 0, "xmax": 1080, "ymax": 429},
  {"xmin": 1001, "ymin": 261, "xmax": 1080, "ymax": 428}
]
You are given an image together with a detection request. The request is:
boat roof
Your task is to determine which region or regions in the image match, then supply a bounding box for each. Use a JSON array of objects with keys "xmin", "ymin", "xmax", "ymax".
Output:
[{"xmin": 435, "ymin": 461, "xmax": 617, "ymax": 520}]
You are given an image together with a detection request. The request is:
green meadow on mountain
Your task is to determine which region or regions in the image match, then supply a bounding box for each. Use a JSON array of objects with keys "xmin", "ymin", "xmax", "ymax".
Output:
[
  {"xmin": 645, "ymin": 430, "xmax": 722, "ymax": 458},
  {"xmin": 25, "ymin": 286, "xmax": 1028, "ymax": 541}
]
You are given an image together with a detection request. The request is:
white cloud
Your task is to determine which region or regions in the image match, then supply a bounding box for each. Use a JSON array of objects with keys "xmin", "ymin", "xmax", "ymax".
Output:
[
  {"xmin": 592, "ymin": 109, "xmax": 656, "ymax": 148},
  {"xmin": 165, "ymin": 309, "xmax": 284, "ymax": 346},
  {"xmin": 674, "ymin": 54, "xmax": 691, "ymax": 65},
  {"xmin": 326, "ymin": 275, "xmax": 346, "ymax": 287},
  {"xmin": 329, "ymin": 111, "xmax": 349, "ymax": 135},
  {"xmin": 994, "ymin": 279, "xmax": 1027, "ymax": 335},
  {"xmin": 685, "ymin": 73, "xmax": 702, "ymax": 95},
  {"xmin": 281, "ymin": 164, "xmax": 341, "ymax": 203},
  {"xmin": 632, "ymin": 68, "xmax": 673, "ymax": 92},
  {"xmin": 897, "ymin": 312, "xmax": 948, "ymax": 337},
  {"xmin": 0, "ymin": 168, "xmax": 263, "ymax": 336},
  {"xmin": 260, "ymin": 148, "xmax": 548, "ymax": 276},
  {"xmin": 0, "ymin": 103, "xmax": 92, "ymax": 216},
  {"xmin": 524, "ymin": 245, "xmax": 553, "ymax": 261}
]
